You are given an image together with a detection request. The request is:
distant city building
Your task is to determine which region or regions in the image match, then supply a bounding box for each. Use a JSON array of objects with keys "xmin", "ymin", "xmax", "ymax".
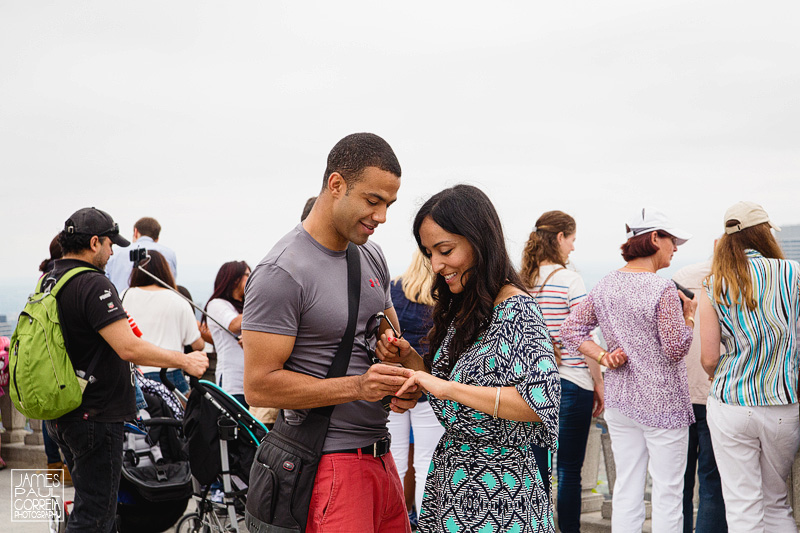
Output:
[
  {"xmin": 0, "ymin": 314, "xmax": 14, "ymax": 337},
  {"xmin": 778, "ymin": 224, "xmax": 800, "ymax": 263}
]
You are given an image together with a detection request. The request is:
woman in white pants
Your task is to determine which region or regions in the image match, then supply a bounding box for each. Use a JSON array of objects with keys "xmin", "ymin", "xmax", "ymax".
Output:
[
  {"xmin": 562, "ymin": 207, "xmax": 696, "ymax": 533},
  {"xmin": 386, "ymin": 251, "xmax": 445, "ymax": 520},
  {"xmin": 700, "ymin": 202, "xmax": 800, "ymax": 533}
]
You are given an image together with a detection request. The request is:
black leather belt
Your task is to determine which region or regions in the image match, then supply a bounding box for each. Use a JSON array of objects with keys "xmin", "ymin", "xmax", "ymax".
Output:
[{"xmin": 322, "ymin": 438, "xmax": 391, "ymax": 457}]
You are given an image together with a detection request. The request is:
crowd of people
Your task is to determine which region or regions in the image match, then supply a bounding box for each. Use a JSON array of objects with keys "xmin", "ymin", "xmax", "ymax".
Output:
[{"xmin": 19, "ymin": 132, "xmax": 800, "ymax": 533}]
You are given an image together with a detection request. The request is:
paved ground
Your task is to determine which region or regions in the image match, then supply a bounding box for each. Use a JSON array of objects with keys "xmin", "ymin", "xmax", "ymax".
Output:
[{"xmin": 0, "ymin": 439, "xmax": 629, "ymax": 533}]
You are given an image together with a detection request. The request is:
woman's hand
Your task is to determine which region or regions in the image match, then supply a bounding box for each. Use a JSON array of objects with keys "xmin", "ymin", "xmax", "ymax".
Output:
[
  {"xmin": 580, "ymin": 340, "xmax": 627, "ymax": 369},
  {"xmin": 601, "ymin": 348, "xmax": 627, "ymax": 369},
  {"xmin": 679, "ymin": 291, "xmax": 699, "ymax": 326},
  {"xmin": 198, "ymin": 321, "xmax": 214, "ymax": 345},
  {"xmin": 395, "ymin": 370, "xmax": 451, "ymax": 399},
  {"xmin": 376, "ymin": 329, "xmax": 413, "ymax": 365},
  {"xmin": 592, "ymin": 379, "xmax": 605, "ymax": 417}
]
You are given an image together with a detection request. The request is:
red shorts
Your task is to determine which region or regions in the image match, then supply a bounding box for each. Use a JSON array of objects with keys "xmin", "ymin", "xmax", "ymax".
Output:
[{"xmin": 306, "ymin": 450, "xmax": 411, "ymax": 533}]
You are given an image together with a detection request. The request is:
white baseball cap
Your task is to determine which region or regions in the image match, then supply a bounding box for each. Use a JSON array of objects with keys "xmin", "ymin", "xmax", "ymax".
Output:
[
  {"xmin": 625, "ymin": 207, "xmax": 692, "ymax": 246},
  {"xmin": 723, "ymin": 201, "xmax": 780, "ymax": 234}
]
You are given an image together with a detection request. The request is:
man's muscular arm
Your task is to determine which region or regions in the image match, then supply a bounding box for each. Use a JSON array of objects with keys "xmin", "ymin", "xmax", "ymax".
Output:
[{"xmin": 242, "ymin": 329, "xmax": 413, "ymax": 409}]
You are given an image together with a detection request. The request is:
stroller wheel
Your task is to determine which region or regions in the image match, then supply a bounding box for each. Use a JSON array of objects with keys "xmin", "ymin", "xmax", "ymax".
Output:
[{"xmin": 175, "ymin": 512, "xmax": 208, "ymax": 533}]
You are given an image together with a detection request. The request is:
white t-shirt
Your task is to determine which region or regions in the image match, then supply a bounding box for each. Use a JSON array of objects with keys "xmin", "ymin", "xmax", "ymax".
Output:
[
  {"xmin": 122, "ymin": 287, "xmax": 201, "ymax": 374},
  {"xmin": 532, "ymin": 264, "xmax": 594, "ymax": 391},
  {"xmin": 207, "ymin": 298, "xmax": 245, "ymax": 396}
]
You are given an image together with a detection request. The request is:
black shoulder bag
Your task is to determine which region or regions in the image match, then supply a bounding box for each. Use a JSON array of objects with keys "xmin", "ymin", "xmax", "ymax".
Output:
[{"xmin": 245, "ymin": 243, "xmax": 361, "ymax": 533}]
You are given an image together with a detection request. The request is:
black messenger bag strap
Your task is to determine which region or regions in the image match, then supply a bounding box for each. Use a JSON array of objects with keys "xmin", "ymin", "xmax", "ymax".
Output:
[{"xmin": 245, "ymin": 242, "xmax": 363, "ymax": 533}]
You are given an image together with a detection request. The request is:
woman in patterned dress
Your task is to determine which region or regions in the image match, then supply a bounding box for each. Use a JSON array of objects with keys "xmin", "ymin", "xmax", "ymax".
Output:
[
  {"xmin": 560, "ymin": 207, "xmax": 696, "ymax": 533},
  {"xmin": 379, "ymin": 184, "xmax": 562, "ymax": 533}
]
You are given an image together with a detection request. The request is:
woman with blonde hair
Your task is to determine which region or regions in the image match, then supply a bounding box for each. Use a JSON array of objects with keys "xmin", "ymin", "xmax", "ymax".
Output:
[
  {"xmin": 520, "ymin": 210, "xmax": 603, "ymax": 533},
  {"xmin": 700, "ymin": 202, "xmax": 800, "ymax": 532},
  {"xmin": 386, "ymin": 249, "xmax": 446, "ymax": 526}
]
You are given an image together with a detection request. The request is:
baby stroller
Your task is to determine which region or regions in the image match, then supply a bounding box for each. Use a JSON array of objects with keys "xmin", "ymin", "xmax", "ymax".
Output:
[
  {"xmin": 45, "ymin": 370, "xmax": 191, "ymax": 533},
  {"xmin": 117, "ymin": 372, "xmax": 193, "ymax": 532},
  {"xmin": 176, "ymin": 377, "xmax": 268, "ymax": 532}
]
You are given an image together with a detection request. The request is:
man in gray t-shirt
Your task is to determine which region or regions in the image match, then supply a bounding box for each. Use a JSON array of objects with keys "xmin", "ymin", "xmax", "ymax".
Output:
[{"xmin": 242, "ymin": 133, "xmax": 423, "ymax": 533}]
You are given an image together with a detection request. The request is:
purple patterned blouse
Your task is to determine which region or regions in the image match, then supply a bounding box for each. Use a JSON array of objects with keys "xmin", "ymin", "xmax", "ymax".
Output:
[{"xmin": 561, "ymin": 271, "xmax": 695, "ymax": 429}]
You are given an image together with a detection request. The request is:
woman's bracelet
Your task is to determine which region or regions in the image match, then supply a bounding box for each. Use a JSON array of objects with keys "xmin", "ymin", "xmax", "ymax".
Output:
[
  {"xmin": 687, "ymin": 316, "xmax": 695, "ymax": 326},
  {"xmin": 597, "ymin": 350, "xmax": 607, "ymax": 364},
  {"xmin": 493, "ymin": 387, "xmax": 501, "ymax": 419}
]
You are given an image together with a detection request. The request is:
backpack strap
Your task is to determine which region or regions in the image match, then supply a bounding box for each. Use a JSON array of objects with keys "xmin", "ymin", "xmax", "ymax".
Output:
[
  {"xmin": 50, "ymin": 267, "xmax": 98, "ymax": 297},
  {"xmin": 48, "ymin": 266, "xmax": 104, "ymax": 383}
]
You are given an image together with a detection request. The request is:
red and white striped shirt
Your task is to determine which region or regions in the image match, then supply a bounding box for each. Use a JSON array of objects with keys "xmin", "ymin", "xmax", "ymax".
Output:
[{"xmin": 531, "ymin": 264, "xmax": 593, "ymax": 390}]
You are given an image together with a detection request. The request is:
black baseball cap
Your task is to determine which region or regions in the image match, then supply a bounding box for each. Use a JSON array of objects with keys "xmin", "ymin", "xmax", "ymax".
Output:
[{"xmin": 64, "ymin": 207, "xmax": 131, "ymax": 247}]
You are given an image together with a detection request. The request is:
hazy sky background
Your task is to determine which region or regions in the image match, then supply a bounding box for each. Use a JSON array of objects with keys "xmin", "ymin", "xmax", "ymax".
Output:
[{"xmin": 2, "ymin": 2, "xmax": 799, "ymax": 315}]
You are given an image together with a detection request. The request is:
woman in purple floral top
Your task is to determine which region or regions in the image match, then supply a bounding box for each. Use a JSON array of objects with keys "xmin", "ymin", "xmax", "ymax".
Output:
[{"xmin": 561, "ymin": 207, "xmax": 697, "ymax": 533}]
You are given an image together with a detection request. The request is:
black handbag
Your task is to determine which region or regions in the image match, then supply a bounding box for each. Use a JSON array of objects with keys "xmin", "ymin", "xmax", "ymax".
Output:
[{"xmin": 245, "ymin": 243, "xmax": 361, "ymax": 533}]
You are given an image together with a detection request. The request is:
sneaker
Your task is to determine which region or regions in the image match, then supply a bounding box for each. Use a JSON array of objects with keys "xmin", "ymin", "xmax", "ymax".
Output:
[{"xmin": 210, "ymin": 489, "xmax": 225, "ymax": 503}]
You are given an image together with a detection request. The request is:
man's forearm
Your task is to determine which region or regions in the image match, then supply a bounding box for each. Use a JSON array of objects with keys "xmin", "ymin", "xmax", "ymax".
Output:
[
  {"xmin": 121, "ymin": 337, "xmax": 189, "ymax": 369},
  {"xmin": 248, "ymin": 369, "xmax": 362, "ymax": 409}
]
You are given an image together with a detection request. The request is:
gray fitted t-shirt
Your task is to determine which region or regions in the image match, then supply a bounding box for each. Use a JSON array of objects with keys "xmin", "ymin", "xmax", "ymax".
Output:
[{"xmin": 242, "ymin": 224, "xmax": 393, "ymax": 451}]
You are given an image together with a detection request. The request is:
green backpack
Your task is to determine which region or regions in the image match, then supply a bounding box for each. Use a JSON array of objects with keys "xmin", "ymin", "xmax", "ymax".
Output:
[{"xmin": 9, "ymin": 266, "xmax": 99, "ymax": 420}]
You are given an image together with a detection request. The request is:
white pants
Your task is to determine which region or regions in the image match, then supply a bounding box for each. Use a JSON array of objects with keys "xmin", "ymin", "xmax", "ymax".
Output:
[
  {"xmin": 386, "ymin": 400, "xmax": 445, "ymax": 511},
  {"xmin": 707, "ymin": 398, "xmax": 800, "ymax": 533},
  {"xmin": 604, "ymin": 407, "xmax": 688, "ymax": 533}
]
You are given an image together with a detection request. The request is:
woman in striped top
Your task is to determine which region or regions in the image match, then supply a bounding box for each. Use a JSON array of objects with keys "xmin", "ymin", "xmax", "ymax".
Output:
[
  {"xmin": 520, "ymin": 210, "xmax": 604, "ymax": 533},
  {"xmin": 699, "ymin": 201, "xmax": 800, "ymax": 532}
]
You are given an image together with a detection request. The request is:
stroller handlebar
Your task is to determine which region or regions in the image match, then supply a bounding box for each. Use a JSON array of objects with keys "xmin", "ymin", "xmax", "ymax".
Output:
[{"xmin": 139, "ymin": 417, "xmax": 184, "ymax": 428}]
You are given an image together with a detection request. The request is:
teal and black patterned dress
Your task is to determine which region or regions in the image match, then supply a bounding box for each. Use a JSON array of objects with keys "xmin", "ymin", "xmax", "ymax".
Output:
[{"xmin": 418, "ymin": 295, "xmax": 561, "ymax": 533}]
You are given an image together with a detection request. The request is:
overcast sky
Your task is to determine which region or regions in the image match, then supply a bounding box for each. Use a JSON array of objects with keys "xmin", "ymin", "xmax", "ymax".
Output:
[{"xmin": 2, "ymin": 2, "xmax": 799, "ymax": 311}]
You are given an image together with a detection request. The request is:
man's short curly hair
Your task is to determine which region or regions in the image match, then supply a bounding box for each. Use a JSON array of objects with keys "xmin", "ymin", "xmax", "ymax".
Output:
[{"xmin": 322, "ymin": 133, "xmax": 401, "ymax": 191}]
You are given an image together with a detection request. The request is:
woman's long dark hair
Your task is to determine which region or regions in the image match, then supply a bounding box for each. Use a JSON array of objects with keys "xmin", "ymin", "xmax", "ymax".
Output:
[
  {"xmin": 129, "ymin": 250, "xmax": 176, "ymax": 289},
  {"xmin": 203, "ymin": 260, "xmax": 250, "ymax": 322},
  {"xmin": 413, "ymin": 184, "xmax": 527, "ymax": 374}
]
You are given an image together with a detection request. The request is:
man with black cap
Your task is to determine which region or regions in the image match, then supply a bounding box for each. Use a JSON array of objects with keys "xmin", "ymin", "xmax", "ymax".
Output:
[{"xmin": 43, "ymin": 207, "xmax": 208, "ymax": 532}]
